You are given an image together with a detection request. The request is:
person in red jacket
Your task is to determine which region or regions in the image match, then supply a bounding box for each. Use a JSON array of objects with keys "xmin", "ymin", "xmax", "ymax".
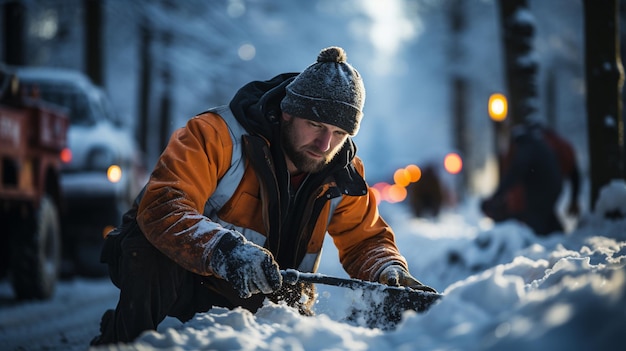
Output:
[
  {"xmin": 481, "ymin": 121, "xmax": 580, "ymax": 235},
  {"xmin": 91, "ymin": 46, "xmax": 436, "ymax": 345}
]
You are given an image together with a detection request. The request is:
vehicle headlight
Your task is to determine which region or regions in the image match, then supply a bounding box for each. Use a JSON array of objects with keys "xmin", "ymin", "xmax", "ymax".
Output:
[{"xmin": 107, "ymin": 165, "xmax": 122, "ymax": 183}]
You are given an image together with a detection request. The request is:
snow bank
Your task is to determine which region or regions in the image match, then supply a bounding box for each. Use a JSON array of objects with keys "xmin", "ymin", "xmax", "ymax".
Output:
[{"xmin": 93, "ymin": 181, "xmax": 626, "ymax": 350}]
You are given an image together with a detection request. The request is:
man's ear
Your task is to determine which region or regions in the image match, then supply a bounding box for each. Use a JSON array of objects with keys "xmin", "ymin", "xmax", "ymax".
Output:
[{"xmin": 282, "ymin": 112, "xmax": 292, "ymax": 122}]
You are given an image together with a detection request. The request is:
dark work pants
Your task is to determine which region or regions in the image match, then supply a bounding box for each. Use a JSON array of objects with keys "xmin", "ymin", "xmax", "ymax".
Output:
[{"xmin": 95, "ymin": 230, "xmax": 215, "ymax": 344}]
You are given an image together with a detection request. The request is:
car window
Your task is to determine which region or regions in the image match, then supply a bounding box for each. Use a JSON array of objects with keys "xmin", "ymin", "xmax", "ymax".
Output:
[
  {"xmin": 92, "ymin": 91, "xmax": 117, "ymax": 124},
  {"xmin": 23, "ymin": 82, "xmax": 96, "ymax": 126}
]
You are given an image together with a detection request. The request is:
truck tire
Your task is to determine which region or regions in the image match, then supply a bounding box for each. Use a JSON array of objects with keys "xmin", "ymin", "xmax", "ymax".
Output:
[{"xmin": 10, "ymin": 195, "xmax": 61, "ymax": 300}]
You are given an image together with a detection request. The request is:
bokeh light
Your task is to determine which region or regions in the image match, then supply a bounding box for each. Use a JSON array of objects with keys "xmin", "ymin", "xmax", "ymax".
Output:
[
  {"xmin": 444, "ymin": 153, "xmax": 463, "ymax": 174},
  {"xmin": 405, "ymin": 164, "xmax": 422, "ymax": 183},
  {"xmin": 107, "ymin": 165, "xmax": 122, "ymax": 183},
  {"xmin": 60, "ymin": 147, "xmax": 72, "ymax": 163},
  {"xmin": 393, "ymin": 168, "xmax": 411, "ymax": 187},
  {"xmin": 387, "ymin": 184, "xmax": 407, "ymax": 203},
  {"xmin": 488, "ymin": 93, "xmax": 508, "ymax": 122},
  {"xmin": 238, "ymin": 44, "xmax": 256, "ymax": 61}
]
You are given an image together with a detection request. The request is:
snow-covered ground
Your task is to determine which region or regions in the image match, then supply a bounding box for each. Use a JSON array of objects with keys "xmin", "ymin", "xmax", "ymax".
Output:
[
  {"xmin": 0, "ymin": 277, "xmax": 118, "ymax": 351},
  {"xmin": 99, "ymin": 180, "xmax": 626, "ymax": 351},
  {"xmin": 4, "ymin": 180, "xmax": 623, "ymax": 351}
]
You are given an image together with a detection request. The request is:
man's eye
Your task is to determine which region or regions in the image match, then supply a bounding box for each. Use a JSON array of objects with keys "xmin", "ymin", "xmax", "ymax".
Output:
[{"xmin": 310, "ymin": 122, "xmax": 322, "ymax": 128}]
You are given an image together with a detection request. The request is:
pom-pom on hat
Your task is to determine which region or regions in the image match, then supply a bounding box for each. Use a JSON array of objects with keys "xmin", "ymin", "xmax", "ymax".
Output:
[{"xmin": 280, "ymin": 46, "xmax": 365, "ymax": 135}]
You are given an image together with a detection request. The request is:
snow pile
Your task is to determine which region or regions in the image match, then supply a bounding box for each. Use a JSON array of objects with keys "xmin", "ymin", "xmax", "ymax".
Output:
[{"xmin": 93, "ymin": 181, "xmax": 626, "ymax": 350}]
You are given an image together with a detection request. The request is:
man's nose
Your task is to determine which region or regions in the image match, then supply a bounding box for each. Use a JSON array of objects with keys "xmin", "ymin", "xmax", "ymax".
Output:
[{"xmin": 315, "ymin": 130, "xmax": 332, "ymax": 152}]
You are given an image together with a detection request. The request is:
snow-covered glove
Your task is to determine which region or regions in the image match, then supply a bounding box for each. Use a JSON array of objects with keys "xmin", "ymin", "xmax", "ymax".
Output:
[
  {"xmin": 378, "ymin": 265, "xmax": 437, "ymax": 293},
  {"xmin": 209, "ymin": 232, "xmax": 282, "ymax": 298}
]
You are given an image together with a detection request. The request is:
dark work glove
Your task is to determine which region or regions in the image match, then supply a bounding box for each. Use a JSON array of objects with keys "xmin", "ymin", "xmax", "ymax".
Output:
[
  {"xmin": 209, "ymin": 232, "xmax": 282, "ymax": 298},
  {"xmin": 567, "ymin": 201, "xmax": 580, "ymax": 217},
  {"xmin": 378, "ymin": 265, "xmax": 437, "ymax": 293}
]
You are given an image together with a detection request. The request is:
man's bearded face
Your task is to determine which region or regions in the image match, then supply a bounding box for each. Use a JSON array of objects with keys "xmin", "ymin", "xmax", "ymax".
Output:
[{"xmin": 281, "ymin": 115, "xmax": 349, "ymax": 174}]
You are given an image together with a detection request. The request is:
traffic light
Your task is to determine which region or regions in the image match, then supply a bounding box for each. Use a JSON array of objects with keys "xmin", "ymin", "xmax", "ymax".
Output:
[{"xmin": 488, "ymin": 93, "xmax": 508, "ymax": 122}]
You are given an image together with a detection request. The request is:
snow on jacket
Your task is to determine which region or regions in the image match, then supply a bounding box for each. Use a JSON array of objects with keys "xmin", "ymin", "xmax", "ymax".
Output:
[{"xmin": 135, "ymin": 73, "xmax": 409, "ymax": 300}]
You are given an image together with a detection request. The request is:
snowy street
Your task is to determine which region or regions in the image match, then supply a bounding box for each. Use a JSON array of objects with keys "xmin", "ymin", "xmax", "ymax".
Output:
[{"xmin": 0, "ymin": 277, "xmax": 118, "ymax": 351}]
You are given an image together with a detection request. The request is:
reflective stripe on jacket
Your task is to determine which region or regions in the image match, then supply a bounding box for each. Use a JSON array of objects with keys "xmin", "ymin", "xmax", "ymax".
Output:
[{"xmin": 136, "ymin": 106, "xmax": 409, "ymax": 282}]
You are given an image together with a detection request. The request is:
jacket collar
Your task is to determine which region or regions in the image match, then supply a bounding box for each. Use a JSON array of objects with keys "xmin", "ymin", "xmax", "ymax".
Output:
[{"xmin": 229, "ymin": 73, "xmax": 296, "ymax": 138}]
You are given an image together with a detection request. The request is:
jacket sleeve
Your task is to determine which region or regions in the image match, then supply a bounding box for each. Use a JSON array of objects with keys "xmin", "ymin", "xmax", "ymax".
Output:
[
  {"xmin": 136, "ymin": 113, "xmax": 234, "ymax": 276},
  {"xmin": 328, "ymin": 157, "xmax": 409, "ymax": 282}
]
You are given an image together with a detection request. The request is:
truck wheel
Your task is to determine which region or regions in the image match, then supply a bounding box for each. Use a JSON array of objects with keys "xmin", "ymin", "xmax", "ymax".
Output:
[{"xmin": 10, "ymin": 195, "xmax": 61, "ymax": 300}]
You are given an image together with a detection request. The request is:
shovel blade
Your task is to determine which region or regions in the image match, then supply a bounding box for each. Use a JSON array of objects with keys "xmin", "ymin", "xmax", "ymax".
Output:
[
  {"xmin": 344, "ymin": 282, "xmax": 440, "ymax": 329},
  {"xmin": 281, "ymin": 270, "xmax": 442, "ymax": 329}
]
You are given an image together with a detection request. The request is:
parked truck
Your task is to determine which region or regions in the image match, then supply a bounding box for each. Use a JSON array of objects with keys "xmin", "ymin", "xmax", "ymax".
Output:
[{"xmin": 0, "ymin": 67, "xmax": 69, "ymax": 299}]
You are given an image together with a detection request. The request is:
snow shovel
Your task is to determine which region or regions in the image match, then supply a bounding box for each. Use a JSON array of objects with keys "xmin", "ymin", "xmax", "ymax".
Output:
[{"xmin": 281, "ymin": 269, "xmax": 442, "ymax": 329}]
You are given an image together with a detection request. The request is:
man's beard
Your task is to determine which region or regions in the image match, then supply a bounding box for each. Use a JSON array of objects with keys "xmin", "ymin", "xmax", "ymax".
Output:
[{"xmin": 281, "ymin": 118, "xmax": 338, "ymax": 174}]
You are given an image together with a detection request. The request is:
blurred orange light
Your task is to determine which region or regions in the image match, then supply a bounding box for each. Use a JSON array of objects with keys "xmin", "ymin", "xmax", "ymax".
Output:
[
  {"xmin": 405, "ymin": 164, "xmax": 422, "ymax": 183},
  {"xmin": 107, "ymin": 165, "xmax": 122, "ymax": 183},
  {"xmin": 393, "ymin": 168, "xmax": 411, "ymax": 187},
  {"xmin": 387, "ymin": 184, "xmax": 407, "ymax": 203},
  {"xmin": 60, "ymin": 148, "xmax": 72, "ymax": 163},
  {"xmin": 444, "ymin": 153, "xmax": 463, "ymax": 174},
  {"xmin": 488, "ymin": 93, "xmax": 508, "ymax": 121}
]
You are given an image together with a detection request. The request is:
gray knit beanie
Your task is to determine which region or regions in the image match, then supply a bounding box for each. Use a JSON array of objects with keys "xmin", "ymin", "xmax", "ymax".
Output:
[{"xmin": 280, "ymin": 46, "xmax": 365, "ymax": 135}]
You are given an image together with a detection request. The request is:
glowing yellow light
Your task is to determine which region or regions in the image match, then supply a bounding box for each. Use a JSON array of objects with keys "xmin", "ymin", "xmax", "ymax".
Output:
[
  {"xmin": 387, "ymin": 184, "xmax": 407, "ymax": 203},
  {"xmin": 405, "ymin": 164, "xmax": 422, "ymax": 183},
  {"xmin": 107, "ymin": 165, "xmax": 122, "ymax": 183},
  {"xmin": 444, "ymin": 153, "xmax": 463, "ymax": 174},
  {"xmin": 393, "ymin": 168, "xmax": 411, "ymax": 187},
  {"xmin": 488, "ymin": 93, "xmax": 508, "ymax": 121}
]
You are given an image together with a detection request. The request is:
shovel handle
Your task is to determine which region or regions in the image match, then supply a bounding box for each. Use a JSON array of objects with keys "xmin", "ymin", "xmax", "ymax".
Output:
[
  {"xmin": 282, "ymin": 269, "xmax": 375, "ymax": 290},
  {"xmin": 281, "ymin": 269, "xmax": 442, "ymax": 299}
]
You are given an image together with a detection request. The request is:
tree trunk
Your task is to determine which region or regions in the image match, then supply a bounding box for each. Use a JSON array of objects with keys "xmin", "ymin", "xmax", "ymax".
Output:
[
  {"xmin": 158, "ymin": 30, "xmax": 173, "ymax": 153},
  {"xmin": 497, "ymin": 0, "xmax": 537, "ymax": 126},
  {"xmin": 448, "ymin": 0, "xmax": 469, "ymax": 196},
  {"xmin": 3, "ymin": 1, "xmax": 26, "ymax": 65},
  {"xmin": 137, "ymin": 19, "xmax": 153, "ymax": 159},
  {"xmin": 84, "ymin": 0, "xmax": 104, "ymax": 87},
  {"xmin": 584, "ymin": 0, "xmax": 625, "ymax": 209}
]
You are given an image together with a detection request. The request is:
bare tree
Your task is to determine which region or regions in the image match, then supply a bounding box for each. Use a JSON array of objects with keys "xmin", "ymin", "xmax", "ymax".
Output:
[
  {"xmin": 584, "ymin": 0, "xmax": 625, "ymax": 209},
  {"xmin": 497, "ymin": 0, "xmax": 538, "ymax": 127},
  {"xmin": 137, "ymin": 16, "xmax": 153, "ymax": 158},
  {"xmin": 84, "ymin": 0, "xmax": 104, "ymax": 86},
  {"xmin": 2, "ymin": 1, "xmax": 26, "ymax": 65}
]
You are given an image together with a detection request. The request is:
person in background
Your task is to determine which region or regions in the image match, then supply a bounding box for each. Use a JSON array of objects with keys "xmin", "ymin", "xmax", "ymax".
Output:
[
  {"xmin": 91, "ymin": 46, "xmax": 436, "ymax": 345},
  {"xmin": 408, "ymin": 164, "xmax": 447, "ymax": 219},
  {"xmin": 541, "ymin": 125, "xmax": 581, "ymax": 221},
  {"xmin": 481, "ymin": 121, "xmax": 565, "ymax": 235}
]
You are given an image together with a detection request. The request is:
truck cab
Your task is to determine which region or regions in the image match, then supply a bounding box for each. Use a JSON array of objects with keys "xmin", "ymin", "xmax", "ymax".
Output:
[{"xmin": 0, "ymin": 66, "xmax": 68, "ymax": 299}]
